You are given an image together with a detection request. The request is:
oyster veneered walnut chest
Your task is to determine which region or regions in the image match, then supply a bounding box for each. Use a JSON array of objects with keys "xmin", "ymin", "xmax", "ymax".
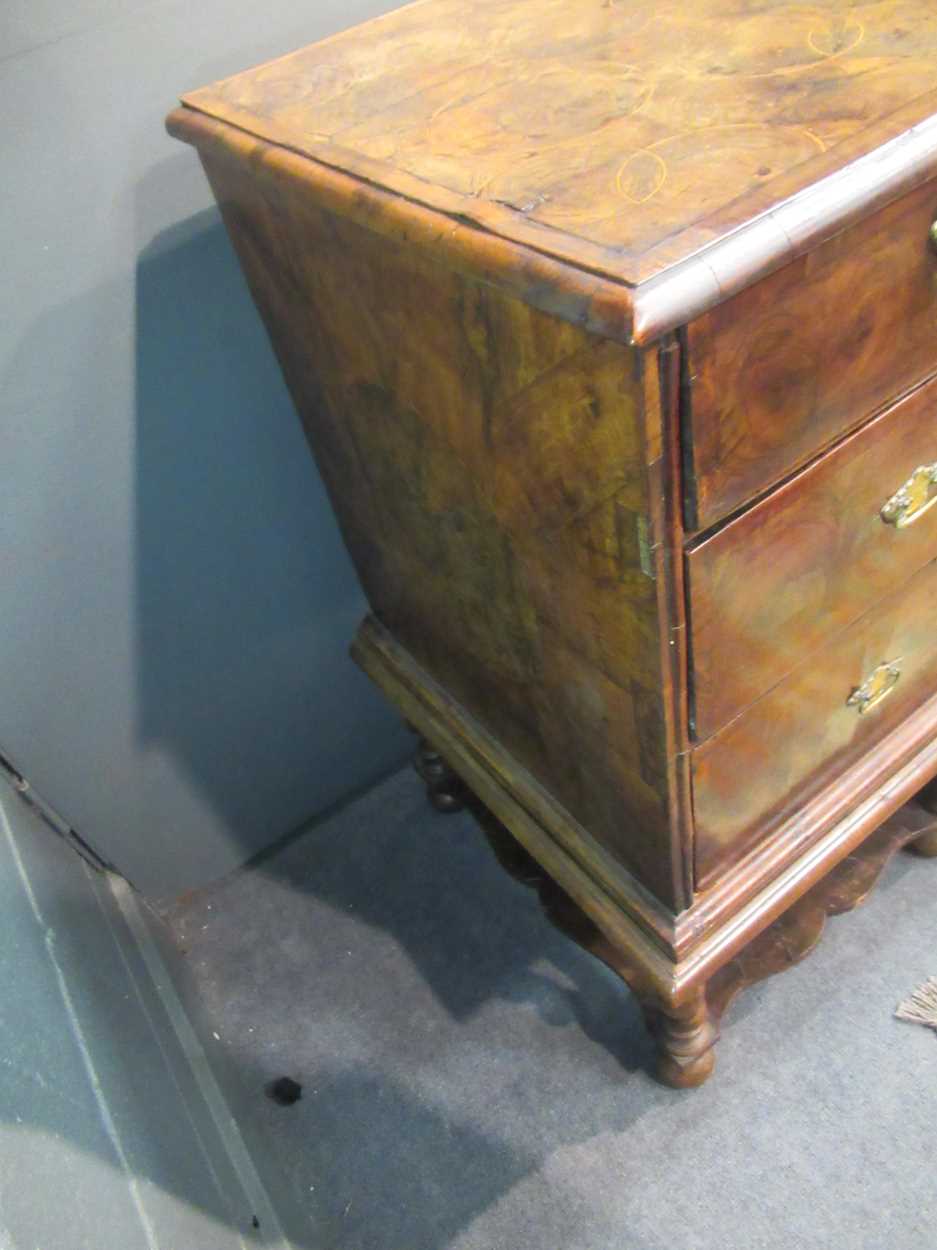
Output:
[{"xmin": 169, "ymin": 0, "xmax": 937, "ymax": 1085}]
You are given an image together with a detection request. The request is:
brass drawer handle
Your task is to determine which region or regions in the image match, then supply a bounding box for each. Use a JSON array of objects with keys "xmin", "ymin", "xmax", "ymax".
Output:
[
  {"xmin": 847, "ymin": 659, "xmax": 901, "ymax": 716},
  {"xmin": 880, "ymin": 462, "xmax": 937, "ymax": 528},
  {"xmin": 930, "ymin": 219, "xmax": 937, "ymax": 256}
]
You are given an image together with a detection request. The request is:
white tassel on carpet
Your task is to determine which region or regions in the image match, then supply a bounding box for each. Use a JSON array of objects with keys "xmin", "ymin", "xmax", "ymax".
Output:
[{"xmin": 895, "ymin": 977, "xmax": 937, "ymax": 1031}]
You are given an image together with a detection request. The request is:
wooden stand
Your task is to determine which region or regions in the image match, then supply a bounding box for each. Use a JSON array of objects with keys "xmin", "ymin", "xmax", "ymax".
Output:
[
  {"xmin": 416, "ymin": 735, "xmax": 937, "ymax": 1087},
  {"xmin": 169, "ymin": 3, "xmax": 937, "ymax": 1095}
]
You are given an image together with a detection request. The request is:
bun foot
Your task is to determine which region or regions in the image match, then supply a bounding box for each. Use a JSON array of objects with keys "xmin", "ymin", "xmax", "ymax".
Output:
[{"xmin": 414, "ymin": 738, "xmax": 467, "ymax": 813}]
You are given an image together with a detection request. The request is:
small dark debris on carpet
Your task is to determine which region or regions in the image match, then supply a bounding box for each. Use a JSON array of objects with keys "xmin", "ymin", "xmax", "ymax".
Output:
[{"xmin": 266, "ymin": 1076, "xmax": 303, "ymax": 1106}]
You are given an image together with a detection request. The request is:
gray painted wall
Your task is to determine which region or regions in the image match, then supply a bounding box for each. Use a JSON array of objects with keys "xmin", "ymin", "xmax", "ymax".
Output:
[{"xmin": 1, "ymin": 0, "xmax": 411, "ymax": 900}]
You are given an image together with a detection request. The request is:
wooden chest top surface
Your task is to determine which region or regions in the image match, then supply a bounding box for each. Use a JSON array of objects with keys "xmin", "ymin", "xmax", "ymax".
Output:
[{"xmin": 182, "ymin": 0, "xmax": 937, "ymax": 286}]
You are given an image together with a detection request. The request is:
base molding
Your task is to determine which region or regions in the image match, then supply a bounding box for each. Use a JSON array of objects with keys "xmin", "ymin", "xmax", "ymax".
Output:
[
  {"xmin": 352, "ymin": 617, "xmax": 681, "ymax": 993},
  {"xmin": 416, "ymin": 733, "xmax": 937, "ymax": 1087},
  {"xmin": 353, "ymin": 615, "xmax": 937, "ymax": 1084}
]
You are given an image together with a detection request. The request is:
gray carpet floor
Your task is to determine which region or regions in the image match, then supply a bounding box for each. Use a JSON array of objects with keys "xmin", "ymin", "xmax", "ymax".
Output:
[{"xmin": 168, "ymin": 767, "xmax": 937, "ymax": 1250}]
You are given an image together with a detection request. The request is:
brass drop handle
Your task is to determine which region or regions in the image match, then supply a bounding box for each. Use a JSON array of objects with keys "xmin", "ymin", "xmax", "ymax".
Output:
[
  {"xmin": 847, "ymin": 659, "xmax": 901, "ymax": 716},
  {"xmin": 929, "ymin": 219, "xmax": 937, "ymax": 255},
  {"xmin": 880, "ymin": 462, "xmax": 937, "ymax": 528}
]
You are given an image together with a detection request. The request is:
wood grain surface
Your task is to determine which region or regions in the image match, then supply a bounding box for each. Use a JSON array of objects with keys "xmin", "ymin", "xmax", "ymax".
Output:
[
  {"xmin": 686, "ymin": 175, "xmax": 937, "ymax": 528},
  {"xmin": 358, "ymin": 599, "xmax": 937, "ymax": 979},
  {"xmin": 167, "ymin": 4, "xmax": 937, "ymax": 1082},
  {"xmin": 689, "ymin": 374, "xmax": 937, "ymax": 740},
  {"xmin": 181, "ymin": 0, "xmax": 937, "ymax": 292},
  {"xmin": 693, "ymin": 555, "xmax": 937, "ymax": 882},
  {"xmin": 194, "ymin": 143, "xmax": 691, "ymax": 907}
]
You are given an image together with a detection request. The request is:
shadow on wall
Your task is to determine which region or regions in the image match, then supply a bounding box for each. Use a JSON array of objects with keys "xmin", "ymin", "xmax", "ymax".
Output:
[{"xmin": 134, "ymin": 165, "xmax": 411, "ymax": 895}]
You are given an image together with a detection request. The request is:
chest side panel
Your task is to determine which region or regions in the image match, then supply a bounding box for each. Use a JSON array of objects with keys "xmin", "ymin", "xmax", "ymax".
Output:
[{"xmin": 196, "ymin": 140, "xmax": 684, "ymax": 907}]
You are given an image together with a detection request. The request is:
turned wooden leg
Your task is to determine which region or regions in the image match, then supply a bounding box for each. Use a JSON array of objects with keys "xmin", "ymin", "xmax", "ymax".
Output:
[
  {"xmin": 440, "ymin": 772, "xmax": 937, "ymax": 1088},
  {"xmin": 468, "ymin": 801, "xmax": 721, "ymax": 1085},
  {"xmin": 413, "ymin": 736, "xmax": 467, "ymax": 813},
  {"xmin": 544, "ymin": 878, "xmax": 719, "ymax": 1088},
  {"xmin": 650, "ymin": 992, "xmax": 718, "ymax": 1089}
]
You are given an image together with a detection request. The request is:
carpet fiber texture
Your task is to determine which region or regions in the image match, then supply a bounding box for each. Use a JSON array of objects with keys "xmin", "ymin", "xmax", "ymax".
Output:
[{"xmin": 168, "ymin": 768, "xmax": 937, "ymax": 1250}]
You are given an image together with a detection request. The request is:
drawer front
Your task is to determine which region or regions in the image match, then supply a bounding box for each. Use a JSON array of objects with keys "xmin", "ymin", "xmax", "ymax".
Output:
[
  {"xmin": 693, "ymin": 555, "xmax": 937, "ymax": 884},
  {"xmin": 687, "ymin": 176, "xmax": 937, "ymax": 530},
  {"xmin": 688, "ymin": 376, "xmax": 937, "ymax": 741}
]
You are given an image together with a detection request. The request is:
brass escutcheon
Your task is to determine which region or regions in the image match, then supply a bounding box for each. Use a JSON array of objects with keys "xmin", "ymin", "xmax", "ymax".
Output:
[
  {"xmin": 880, "ymin": 462, "xmax": 937, "ymax": 528},
  {"xmin": 847, "ymin": 659, "xmax": 902, "ymax": 716}
]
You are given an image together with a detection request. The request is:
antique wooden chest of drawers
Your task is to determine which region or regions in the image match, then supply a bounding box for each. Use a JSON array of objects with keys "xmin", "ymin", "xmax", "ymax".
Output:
[{"xmin": 169, "ymin": 0, "xmax": 937, "ymax": 1085}]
